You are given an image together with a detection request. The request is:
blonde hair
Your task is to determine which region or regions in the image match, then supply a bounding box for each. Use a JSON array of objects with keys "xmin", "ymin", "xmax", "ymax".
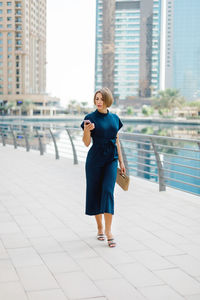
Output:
[{"xmin": 93, "ymin": 87, "xmax": 114, "ymax": 108}]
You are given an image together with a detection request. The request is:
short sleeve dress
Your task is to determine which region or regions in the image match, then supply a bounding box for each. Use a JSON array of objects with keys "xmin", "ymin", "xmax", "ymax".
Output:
[{"xmin": 81, "ymin": 109, "xmax": 123, "ymax": 215}]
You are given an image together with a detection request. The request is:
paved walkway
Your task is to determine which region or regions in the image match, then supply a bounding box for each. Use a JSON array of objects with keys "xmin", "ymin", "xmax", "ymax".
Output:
[{"xmin": 1, "ymin": 146, "xmax": 200, "ymax": 300}]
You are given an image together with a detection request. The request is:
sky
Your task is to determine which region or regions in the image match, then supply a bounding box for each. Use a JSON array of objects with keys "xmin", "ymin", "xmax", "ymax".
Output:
[{"xmin": 46, "ymin": 0, "xmax": 96, "ymax": 107}]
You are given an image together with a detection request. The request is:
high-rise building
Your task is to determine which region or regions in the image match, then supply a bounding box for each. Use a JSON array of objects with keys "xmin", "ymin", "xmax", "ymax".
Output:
[
  {"xmin": 95, "ymin": 0, "xmax": 154, "ymax": 103},
  {"xmin": 0, "ymin": 0, "xmax": 59, "ymax": 115},
  {"xmin": 151, "ymin": 0, "xmax": 161, "ymax": 96},
  {"xmin": 160, "ymin": 0, "xmax": 200, "ymax": 100}
]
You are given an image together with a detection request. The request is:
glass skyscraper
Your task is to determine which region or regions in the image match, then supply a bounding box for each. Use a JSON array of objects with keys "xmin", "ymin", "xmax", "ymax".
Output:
[
  {"xmin": 114, "ymin": 2, "xmax": 140, "ymax": 100},
  {"xmin": 95, "ymin": 0, "xmax": 154, "ymax": 103},
  {"xmin": 151, "ymin": 0, "xmax": 161, "ymax": 96},
  {"xmin": 173, "ymin": 0, "xmax": 200, "ymax": 100}
]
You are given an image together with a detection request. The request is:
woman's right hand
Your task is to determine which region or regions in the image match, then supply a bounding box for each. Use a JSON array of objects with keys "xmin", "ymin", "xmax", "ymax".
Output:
[{"xmin": 84, "ymin": 123, "xmax": 95, "ymax": 132}]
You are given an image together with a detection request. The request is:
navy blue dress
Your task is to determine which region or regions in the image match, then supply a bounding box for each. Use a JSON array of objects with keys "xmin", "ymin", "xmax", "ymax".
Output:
[{"xmin": 81, "ymin": 109, "xmax": 123, "ymax": 215}]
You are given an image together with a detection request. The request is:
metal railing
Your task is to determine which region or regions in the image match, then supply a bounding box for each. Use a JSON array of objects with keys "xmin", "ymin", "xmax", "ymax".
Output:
[{"xmin": 0, "ymin": 122, "xmax": 200, "ymax": 196}]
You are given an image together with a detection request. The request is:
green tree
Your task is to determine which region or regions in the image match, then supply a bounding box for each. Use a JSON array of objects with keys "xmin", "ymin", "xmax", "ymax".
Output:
[
  {"xmin": 126, "ymin": 106, "xmax": 134, "ymax": 115},
  {"xmin": 142, "ymin": 105, "xmax": 154, "ymax": 116},
  {"xmin": 21, "ymin": 100, "xmax": 35, "ymax": 115},
  {"xmin": 153, "ymin": 89, "xmax": 185, "ymax": 111}
]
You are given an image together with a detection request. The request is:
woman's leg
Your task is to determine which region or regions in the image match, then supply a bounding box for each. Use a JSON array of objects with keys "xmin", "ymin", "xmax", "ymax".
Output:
[
  {"xmin": 95, "ymin": 214, "xmax": 103, "ymax": 233},
  {"xmin": 104, "ymin": 213, "xmax": 113, "ymax": 239},
  {"xmin": 95, "ymin": 214, "xmax": 104, "ymax": 240},
  {"xmin": 104, "ymin": 213, "xmax": 116, "ymax": 247}
]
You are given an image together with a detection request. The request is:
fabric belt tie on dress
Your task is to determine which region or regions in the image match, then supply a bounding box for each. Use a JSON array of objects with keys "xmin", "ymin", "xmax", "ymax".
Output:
[{"xmin": 93, "ymin": 136, "xmax": 117, "ymax": 156}]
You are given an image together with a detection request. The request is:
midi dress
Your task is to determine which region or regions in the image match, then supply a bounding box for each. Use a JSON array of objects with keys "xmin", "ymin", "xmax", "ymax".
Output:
[{"xmin": 81, "ymin": 109, "xmax": 123, "ymax": 215}]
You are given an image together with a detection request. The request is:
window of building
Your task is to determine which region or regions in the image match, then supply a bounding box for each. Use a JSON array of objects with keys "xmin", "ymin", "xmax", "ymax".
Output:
[
  {"xmin": 8, "ymin": 39, "xmax": 12, "ymax": 44},
  {"xmin": 8, "ymin": 54, "xmax": 12, "ymax": 59},
  {"xmin": 8, "ymin": 77, "xmax": 12, "ymax": 82},
  {"xmin": 0, "ymin": 10, "xmax": 2, "ymax": 14},
  {"xmin": 0, "ymin": 24, "xmax": 3, "ymax": 28},
  {"xmin": 0, "ymin": 55, "xmax": 2, "ymax": 59},
  {"xmin": 0, "ymin": 17, "xmax": 2, "ymax": 21},
  {"xmin": 16, "ymin": 70, "xmax": 20, "ymax": 75},
  {"xmin": 16, "ymin": 92, "xmax": 20, "ymax": 94},
  {"xmin": 7, "ymin": 24, "xmax": 12, "ymax": 28},
  {"xmin": 7, "ymin": 17, "xmax": 12, "ymax": 21},
  {"xmin": 8, "ymin": 47, "xmax": 12, "ymax": 52},
  {"xmin": 0, "ymin": 47, "xmax": 2, "ymax": 52},
  {"xmin": 8, "ymin": 62, "xmax": 12, "ymax": 66},
  {"xmin": 7, "ymin": 9, "xmax": 12, "ymax": 14},
  {"xmin": 0, "ymin": 84, "xmax": 3, "ymax": 88},
  {"xmin": 16, "ymin": 55, "xmax": 19, "ymax": 59},
  {"xmin": 16, "ymin": 84, "xmax": 20, "ymax": 89},
  {"xmin": 8, "ymin": 69, "xmax": 12, "ymax": 74},
  {"xmin": 16, "ymin": 62, "xmax": 19, "ymax": 67},
  {"xmin": 7, "ymin": 2, "xmax": 12, "ymax": 6},
  {"xmin": 0, "ymin": 62, "xmax": 2, "ymax": 66},
  {"xmin": 0, "ymin": 3, "xmax": 2, "ymax": 7},
  {"xmin": 0, "ymin": 40, "xmax": 2, "ymax": 44},
  {"xmin": 8, "ymin": 84, "xmax": 12, "ymax": 89}
]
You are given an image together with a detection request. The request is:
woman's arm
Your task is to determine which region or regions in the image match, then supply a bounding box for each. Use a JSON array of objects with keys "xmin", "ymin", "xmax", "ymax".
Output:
[
  {"xmin": 82, "ymin": 123, "xmax": 95, "ymax": 147},
  {"xmin": 116, "ymin": 133, "xmax": 126, "ymax": 174}
]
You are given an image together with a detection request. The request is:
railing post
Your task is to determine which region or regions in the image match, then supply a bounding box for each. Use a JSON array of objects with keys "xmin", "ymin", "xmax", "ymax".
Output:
[
  {"xmin": 150, "ymin": 138, "xmax": 166, "ymax": 192},
  {"xmin": 35, "ymin": 128, "xmax": 44, "ymax": 155},
  {"xmin": 22, "ymin": 127, "xmax": 30, "ymax": 152},
  {"xmin": 0, "ymin": 127, "xmax": 6, "ymax": 146},
  {"xmin": 10, "ymin": 125, "xmax": 17, "ymax": 149},
  {"xmin": 49, "ymin": 128, "xmax": 59, "ymax": 159},
  {"xmin": 65, "ymin": 128, "xmax": 78, "ymax": 165}
]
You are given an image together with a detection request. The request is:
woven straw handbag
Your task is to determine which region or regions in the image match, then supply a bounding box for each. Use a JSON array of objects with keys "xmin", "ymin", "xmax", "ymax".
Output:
[{"xmin": 116, "ymin": 168, "xmax": 130, "ymax": 191}]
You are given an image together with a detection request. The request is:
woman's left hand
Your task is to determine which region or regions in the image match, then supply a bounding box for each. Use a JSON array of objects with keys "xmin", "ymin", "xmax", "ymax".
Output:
[{"xmin": 119, "ymin": 162, "xmax": 126, "ymax": 174}]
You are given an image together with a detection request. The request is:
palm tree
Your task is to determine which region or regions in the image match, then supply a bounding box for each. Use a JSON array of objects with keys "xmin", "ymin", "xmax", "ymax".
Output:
[
  {"xmin": 153, "ymin": 89, "xmax": 185, "ymax": 110},
  {"xmin": 21, "ymin": 100, "xmax": 35, "ymax": 115}
]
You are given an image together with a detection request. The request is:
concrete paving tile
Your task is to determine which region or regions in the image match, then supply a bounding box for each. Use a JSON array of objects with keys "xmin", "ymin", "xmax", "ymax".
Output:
[
  {"xmin": 0, "ymin": 212, "xmax": 13, "ymax": 222},
  {"xmin": 14, "ymin": 215, "xmax": 39, "ymax": 226},
  {"xmin": 7, "ymin": 207, "xmax": 30, "ymax": 216},
  {"xmin": 185, "ymin": 295, "xmax": 200, "ymax": 300},
  {"xmin": 37, "ymin": 217, "xmax": 65, "ymax": 229},
  {"xmin": 55, "ymin": 271, "xmax": 103, "ymax": 299},
  {"xmin": 17, "ymin": 265, "xmax": 59, "ymax": 291},
  {"xmin": 166, "ymin": 254, "xmax": 200, "ymax": 277},
  {"xmin": 27, "ymin": 289, "xmax": 68, "ymax": 300},
  {"xmin": 141, "ymin": 236, "xmax": 185, "ymax": 256},
  {"xmin": 81, "ymin": 298, "xmax": 106, "ymax": 300},
  {"xmin": 154, "ymin": 268, "xmax": 200, "ymax": 295},
  {"xmin": 1, "ymin": 233, "xmax": 31, "ymax": 249},
  {"xmin": 20, "ymin": 224, "xmax": 50, "ymax": 238},
  {"xmin": 139, "ymin": 285, "xmax": 185, "ymax": 300},
  {"xmin": 153, "ymin": 228, "xmax": 189, "ymax": 245},
  {"xmin": 128, "ymin": 249, "xmax": 174, "ymax": 270},
  {"xmin": 0, "ymin": 240, "xmax": 9, "ymax": 259},
  {"xmin": 0, "ymin": 221, "xmax": 21, "ymax": 235},
  {"xmin": 93, "ymin": 245, "xmax": 136, "ymax": 266},
  {"xmin": 41, "ymin": 252, "xmax": 80, "ymax": 273},
  {"xmin": 29, "ymin": 237, "xmax": 63, "ymax": 254},
  {"xmin": 0, "ymin": 281, "xmax": 28, "ymax": 300},
  {"xmin": 48, "ymin": 227, "xmax": 80, "ymax": 243},
  {"xmin": 0, "ymin": 260, "xmax": 19, "ymax": 282},
  {"xmin": 8, "ymin": 247, "xmax": 44, "ymax": 268},
  {"xmin": 61, "ymin": 240, "xmax": 98, "ymax": 259},
  {"xmin": 77, "ymin": 257, "xmax": 121, "ymax": 280},
  {"xmin": 95, "ymin": 278, "xmax": 146, "ymax": 300},
  {"xmin": 116, "ymin": 235, "xmax": 147, "ymax": 252},
  {"xmin": 116, "ymin": 262, "xmax": 163, "ymax": 287}
]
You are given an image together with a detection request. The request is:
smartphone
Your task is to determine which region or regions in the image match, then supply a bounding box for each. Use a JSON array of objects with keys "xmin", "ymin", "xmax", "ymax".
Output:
[{"xmin": 84, "ymin": 120, "xmax": 91, "ymax": 125}]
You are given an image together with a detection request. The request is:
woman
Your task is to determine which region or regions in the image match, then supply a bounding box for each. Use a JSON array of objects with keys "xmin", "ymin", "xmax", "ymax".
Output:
[{"xmin": 81, "ymin": 87, "xmax": 125, "ymax": 248}]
